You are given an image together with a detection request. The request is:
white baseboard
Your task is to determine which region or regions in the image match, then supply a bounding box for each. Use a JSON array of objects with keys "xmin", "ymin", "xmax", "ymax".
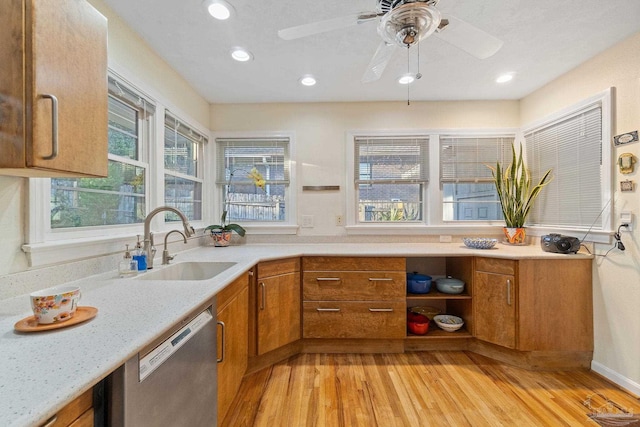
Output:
[{"xmin": 591, "ymin": 361, "xmax": 640, "ymax": 397}]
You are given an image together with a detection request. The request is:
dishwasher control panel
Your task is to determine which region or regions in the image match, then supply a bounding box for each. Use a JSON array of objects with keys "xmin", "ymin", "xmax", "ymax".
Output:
[{"xmin": 138, "ymin": 308, "xmax": 213, "ymax": 381}]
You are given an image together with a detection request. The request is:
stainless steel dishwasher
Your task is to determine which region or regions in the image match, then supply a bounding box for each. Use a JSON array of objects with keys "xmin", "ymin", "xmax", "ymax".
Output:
[{"xmin": 108, "ymin": 297, "xmax": 218, "ymax": 426}]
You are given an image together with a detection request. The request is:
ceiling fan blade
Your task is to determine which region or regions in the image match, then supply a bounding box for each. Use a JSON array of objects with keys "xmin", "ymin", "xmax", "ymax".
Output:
[
  {"xmin": 278, "ymin": 12, "xmax": 378, "ymax": 41},
  {"xmin": 361, "ymin": 41, "xmax": 397, "ymax": 83},
  {"xmin": 434, "ymin": 15, "xmax": 503, "ymax": 59}
]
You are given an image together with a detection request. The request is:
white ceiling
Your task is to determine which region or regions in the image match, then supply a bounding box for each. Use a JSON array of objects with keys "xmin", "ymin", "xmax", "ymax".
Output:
[{"xmin": 101, "ymin": 0, "xmax": 640, "ymax": 104}]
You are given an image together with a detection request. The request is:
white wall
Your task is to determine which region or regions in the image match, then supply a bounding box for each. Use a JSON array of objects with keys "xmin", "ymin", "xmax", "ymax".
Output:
[
  {"xmin": 211, "ymin": 101, "xmax": 520, "ymax": 235},
  {"xmin": 521, "ymin": 32, "xmax": 640, "ymax": 394},
  {"xmin": 0, "ymin": 0, "xmax": 210, "ymax": 276}
]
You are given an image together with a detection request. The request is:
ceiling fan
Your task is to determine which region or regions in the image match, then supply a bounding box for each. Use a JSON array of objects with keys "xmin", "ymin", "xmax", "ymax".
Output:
[{"xmin": 278, "ymin": 0, "xmax": 503, "ymax": 83}]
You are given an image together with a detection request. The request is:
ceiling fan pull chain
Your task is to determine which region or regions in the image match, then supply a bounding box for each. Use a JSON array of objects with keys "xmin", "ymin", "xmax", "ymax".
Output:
[{"xmin": 407, "ymin": 45, "xmax": 411, "ymax": 105}]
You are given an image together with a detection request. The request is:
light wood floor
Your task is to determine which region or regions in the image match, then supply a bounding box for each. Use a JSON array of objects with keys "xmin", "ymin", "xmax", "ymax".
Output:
[{"xmin": 222, "ymin": 351, "xmax": 640, "ymax": 427}]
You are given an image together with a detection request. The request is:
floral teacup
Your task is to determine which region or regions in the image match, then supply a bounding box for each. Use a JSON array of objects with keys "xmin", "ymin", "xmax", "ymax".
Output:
[{"xmin": 30, "ymin": 286, "xmax": 81, "ymax": 324}]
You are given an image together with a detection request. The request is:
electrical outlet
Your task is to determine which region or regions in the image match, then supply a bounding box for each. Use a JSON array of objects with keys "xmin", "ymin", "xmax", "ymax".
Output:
[
  {"xmin": 439, "ymin": 235, "xmax": 452, "ymax": 243},
  {"xmin": 302, "ymin": 215, "xmax": 314, "ymax": 228},
  {"xmin": 336, "ymin": 215, "xmax": 344, "ymax": 226},
  {"xmin": 620, "ymin": 211, "xmax": 633, "ymax": 231}
]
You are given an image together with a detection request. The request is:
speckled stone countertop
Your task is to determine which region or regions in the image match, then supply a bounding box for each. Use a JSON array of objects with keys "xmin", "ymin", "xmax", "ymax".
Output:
[{"xmin": 0, "ymin": 243, "xmax": 592, "ymax": 426}]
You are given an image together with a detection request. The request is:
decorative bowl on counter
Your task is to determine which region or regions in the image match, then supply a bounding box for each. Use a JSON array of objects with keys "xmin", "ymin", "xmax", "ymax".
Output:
[
  {"xmin": 408, "ymin": 306, "xmax": 441, "ymax": 320},
  {"xmin": 463, "ymin": 237, "xmax": 498, "ymax": 249},
  {"xmin": 406, "ymin": 272, "xmax": 432, "ymax": 294},
  {"xmin": 433, "ymin": 315, "xmax": 464, "ymax": 332},
  {"xmin": 407, "ymin": 312, "xmax": 430, "ymax": 335},
  {"xmin": 435, "ymin": 277, "xmax": 465, "ymax": 294}
]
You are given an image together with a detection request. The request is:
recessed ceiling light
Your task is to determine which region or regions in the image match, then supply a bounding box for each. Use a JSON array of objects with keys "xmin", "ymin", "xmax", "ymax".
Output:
[
  {"xmin": 299, "ymin": 76, "xmax": 317, "ymax": 86},
  {"xmin": 398, "ymin": 74, "xmax": 415, "ymax": 85},
  {"xmin": 496, "ymin": 73, "xmax": 514, "ymax": 83},
  {"xmin": 204, "ymin": 0, "xmax": 235, "ymax": 20},
  {"xmin": 230, "ymin": 48, "xmax": 253, "ymax": 62}
]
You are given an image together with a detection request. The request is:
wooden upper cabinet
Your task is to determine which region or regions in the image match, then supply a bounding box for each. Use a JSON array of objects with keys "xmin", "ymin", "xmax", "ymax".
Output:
[{"xmin": 0, "ymin": 0, "xmax": 108, "ymax": 177}]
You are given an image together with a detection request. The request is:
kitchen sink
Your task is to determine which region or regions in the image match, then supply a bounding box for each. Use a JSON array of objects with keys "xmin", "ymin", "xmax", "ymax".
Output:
[{"xmin": 137, "ymin": 261, "xmax": 237, "ymax": 281}]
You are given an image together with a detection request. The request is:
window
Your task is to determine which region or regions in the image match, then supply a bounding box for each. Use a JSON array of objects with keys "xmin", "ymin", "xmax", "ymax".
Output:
[
  {"xmin": 50, "ymin": 76, "xmax": 153, "ymax": 228},
  {"xmin": 354, "ymin": 136, "xmax": 428, "ymax": 223},
  {"xmin": 440, "ymin": 136, "xmax": 514, "ymax": 221},
  {"xmin": 216, "ymin": 137, "xmax": 290, "ymax": 222},
  {"xmin": 525, "ymin": 100, "xmax": 607, "ymax": 229},
  {"xmin": 164, "ymin": 113, "xmax": 205, "ymax": 222}
]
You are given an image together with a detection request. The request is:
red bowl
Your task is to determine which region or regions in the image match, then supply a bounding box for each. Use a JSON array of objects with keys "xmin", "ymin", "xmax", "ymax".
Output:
[{"xmin": 407, "ymin": 312, "xmax": 430, "ymax": 335}]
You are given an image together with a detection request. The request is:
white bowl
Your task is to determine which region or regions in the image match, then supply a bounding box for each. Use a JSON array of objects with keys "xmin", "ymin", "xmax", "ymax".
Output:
[
  {"xmin": 433, "ymin": 315, "xmax": 464, "ymax": 332},
  {"xmin": 463, "ymin": 237, "xmax": 498, "ymax": 249}
]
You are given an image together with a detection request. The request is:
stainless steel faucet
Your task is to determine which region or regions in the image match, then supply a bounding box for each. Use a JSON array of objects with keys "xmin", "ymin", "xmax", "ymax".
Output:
[
  {"xmin": 162, "ymin": 230, "xmax": 187, "ymax": 265},
  {"xmin": 143, "ymin": 206, "xmax": 195, "ymax": 269}
]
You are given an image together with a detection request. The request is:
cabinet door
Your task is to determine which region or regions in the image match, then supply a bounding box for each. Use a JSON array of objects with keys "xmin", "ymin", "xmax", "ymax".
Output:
[
  {"xmin": 257, "ymin": 272, "xmax": 300, "ymax": 355},
  {"xmin": 29, "ymin": 0, "xmax": 108, "ymax": 176},
  {"xmin": 474, "ymin": 271, "xmax": 516, "ymax": 349},
  {"xmin": 217, "ymin": 286, "xmax": 248, "ymax": 424}
]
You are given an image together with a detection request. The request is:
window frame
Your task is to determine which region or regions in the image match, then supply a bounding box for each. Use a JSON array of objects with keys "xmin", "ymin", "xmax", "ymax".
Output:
[
  {"xmin": 24, "ymin": 68, "xmax": 210, "ymax": 267},
  {"xmin": 213, "ymin": 131, "xmax": 298, "ymax": 235},
  {"xmin": 163, "ymin": 111, "xmax": 206, "ymax": 222},
  {"xmin": 521, "ymin": 88, "xmax": 613, "ymax": 242}
]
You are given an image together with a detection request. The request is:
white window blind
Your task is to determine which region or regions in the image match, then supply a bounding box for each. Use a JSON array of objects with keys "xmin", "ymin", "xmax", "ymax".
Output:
[
  {"xmin": 525, "ymin": 104, "xmax": 602, "ymax": 228},
  {"xmin": 216, "ymin": 138, "xmax": 290, "ymax": 185},
  {"xmin": 440, "ymin": 136, "xmax": 514, "ymax": 184},
  {"xmin": 354, "ymin": 137, "xmax": 429, "ymax": 184}
]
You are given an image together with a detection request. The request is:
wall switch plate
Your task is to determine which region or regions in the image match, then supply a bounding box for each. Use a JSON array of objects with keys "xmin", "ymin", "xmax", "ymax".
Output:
[
  {"xmin": 439, "ymin": 235, "xmax": 453, "ymax": 243},
  {"xmin": 336, "ymin": 215, "xmax": 344, "ymax": 226},
  {"xmin": 302, "ymin": 215, "xmax": 314, "ymax": 228}
]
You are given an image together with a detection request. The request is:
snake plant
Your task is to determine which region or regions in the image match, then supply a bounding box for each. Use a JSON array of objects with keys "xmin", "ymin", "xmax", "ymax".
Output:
[{"xmin": 488, "ymin": 143, "xmax": 552, "ymax": 228}]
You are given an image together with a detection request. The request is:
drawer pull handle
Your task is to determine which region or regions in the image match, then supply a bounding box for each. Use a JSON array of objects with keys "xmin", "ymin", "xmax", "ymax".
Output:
[
  {"xmin": 260, "ymin": 282, "xmax": 266, "ymax": 310},
  {"xmin": 506, "ymin": 279, "xmax": 512, "ymax": 306},
  {"xmin": 316, "ymin": 308, "xmax": 341, "ymax": 312},
  {"xmin": 217, "ymin": 321, "xmax": 226, "ymax": 363},
  {"xmin": 369, "ymin": 278, "xmax": 393, "ymax": 282},
  {"xmin": 316, "ymin": 277, "xmax": 341, "ymax": 282},
  {"xmin": 369, "ymin": 308, "xmax": 394, "ymax": 312}
]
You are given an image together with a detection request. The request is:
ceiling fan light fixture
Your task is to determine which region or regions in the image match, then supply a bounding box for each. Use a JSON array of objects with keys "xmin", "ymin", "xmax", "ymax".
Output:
[
  {"xmin": 230, "ymin": 47, "xmax": 253, "ymax": 62},
  {"xmin": 496, "ymin": 73, "xmax": 514, "ymax": 83},
  {"xmin": 398, "ymin": 74, "xmax": 415, "ymax": 85},
  {"xmin": 204, "ymin": 0, "xmax": 235, "ymax": 20},
  {"xmin": 378, "ymin": 3, "xmax": 441, "ymax": 47},
  {"xmin": 299, "ymin": 75, "xmax": 317, "ymax": 86}
]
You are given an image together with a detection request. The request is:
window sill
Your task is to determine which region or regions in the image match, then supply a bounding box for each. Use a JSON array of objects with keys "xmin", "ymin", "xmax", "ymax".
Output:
[{"xmin": 345, "ymin": 224, "xmax": 506, "ymax": 236}]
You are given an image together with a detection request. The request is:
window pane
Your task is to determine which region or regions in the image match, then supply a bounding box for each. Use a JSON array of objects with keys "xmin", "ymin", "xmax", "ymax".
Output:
[
  {"xmin": 108, "ymin": 96, "xmax": 138, "ymax": 159},
  {"xmin": 164, "ymin": 126, "xmax": 199, "ymax": 176},
  {"xmin": 225, "ymin": 183, "xmax": 285, "ymax": 222},
  {"xmin": 355, "ymin": 138, "xmax": 428, "ymax": 183},
  {"xmin": 442, "ymin": 183, "xmax": 503, "ymax": 221},
  {"xmin": 51, "ymin": 161, "xmax": 145, "ymax": 228},
  {"xmin": 358, "ymin": 183, "xmax": 422, "ymax": 222},
  {"xmin": 164, "ymin": 175, "xmax": 202, "ymax": 221}
]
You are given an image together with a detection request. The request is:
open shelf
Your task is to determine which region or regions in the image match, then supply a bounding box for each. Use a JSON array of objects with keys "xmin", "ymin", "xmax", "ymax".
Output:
[
  {"xmin": 406, "ymin": 326, "xmax": 472, "ymax": 339},
  {"xmin": 407, "ymin": 291, "xmax": 471, "ymax": 300}
]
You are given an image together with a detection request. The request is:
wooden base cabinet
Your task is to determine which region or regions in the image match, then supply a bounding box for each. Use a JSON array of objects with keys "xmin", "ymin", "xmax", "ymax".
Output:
[
  {"xmin": 0, "ymin": 0, "xmax": 108, "ymax": 177},
  {"xmin": 473, "ymin": 257, "xmax": 593, "ymax": 353},
  {"xmin": 216, "ymin": 272, "xmax": 249, "ymax": 424},
  {"xmin": 302, "ymin": 257, "xmax": 406, "ymax": 340},
  {"xmin": 255, "ymin": 258, "xmax": 301, "ymax": 356}
]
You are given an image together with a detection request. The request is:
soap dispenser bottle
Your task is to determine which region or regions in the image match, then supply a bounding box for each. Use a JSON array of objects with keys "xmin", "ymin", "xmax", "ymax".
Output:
[
  {"xmin": 132, "ymin": 235, "xmax": 148, "ymax": 271},
  {"xmin": 119, "ymin": 244, "xmax": 138, "ymax": 277}
]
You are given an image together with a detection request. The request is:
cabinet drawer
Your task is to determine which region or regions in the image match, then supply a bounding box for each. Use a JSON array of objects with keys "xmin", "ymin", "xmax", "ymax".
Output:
[
  {"xmin": 303, "ymin": 301, "xmax": 405, "ymax": 339},
  {"xmin": 257, "ymin": 257, "xmax": 300, "ymax": 279},
  {"xmin": 475, "ymin": 257, "xmax": 516, "ymax": 275},
  {"xmin": 303, "ymin": 257, "xmax": 405, "ymax": 271},
  {"xmin": 303, "ymin": 271, "xmax": 405, "ymax": 300}
]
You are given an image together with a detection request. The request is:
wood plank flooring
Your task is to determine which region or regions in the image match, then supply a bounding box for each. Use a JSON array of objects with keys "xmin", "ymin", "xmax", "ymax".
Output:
[{"xmin": 222, "ymin": 351, "xmax": 640, "ymax": 427}]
